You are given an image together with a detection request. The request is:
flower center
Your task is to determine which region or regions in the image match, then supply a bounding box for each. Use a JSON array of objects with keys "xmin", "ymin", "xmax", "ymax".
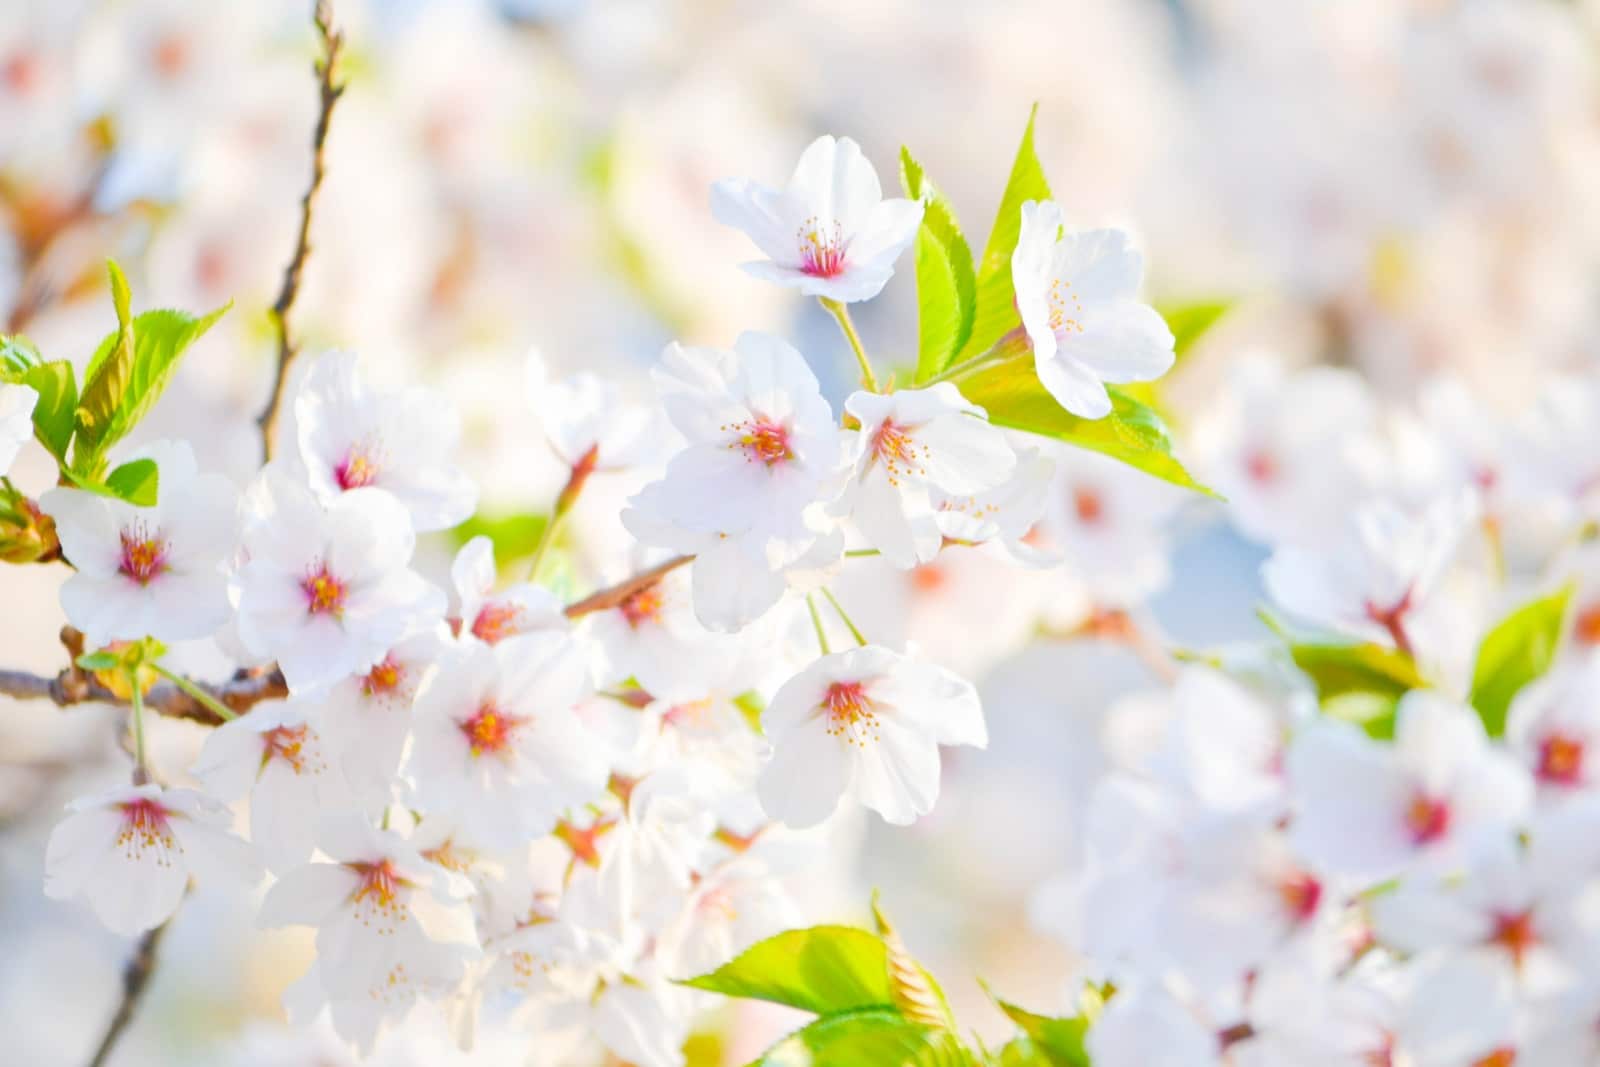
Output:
[
  {"xmin": 350, "ymin": 858, "xmax": 403, "ymax": 909},
  {"xmin": 1537, "ymin": 732, "xmax": 1585, "ymax": 786},
  {"xmin": 798, "ymin": 217, "xmax": 846, "ymax": 277},
  {"xmin": 471, "ymin": 601, "xmax": 523, "ymax": 644},
  {"xmin": 1046, "ymin": 277, "xmax": 1085, "ymax": 336},
  {"xmin": 1574, "ymin": 603, "xmax": 1600, "ymax": 645},
  {"xmin": 302, "ymin": 563, "xmax": 346, "ymax": 617},
  {"xmin": 116, "ymin": 797, "xmax": 178, "ymax": 860},
  {"xmin": 1278, "ymin": 870, "xmax": 1323, "ymax": 924},
  {"xmin": 262, "ymin": 724, "xmax": 311, "ymax": 773},
  {"xmin": 118, "ymin": 521, "xmax": 169, "ymax": 586},
  {"xmin": 362, "ymin": 654, "xmax": 404, "ymax": 697},
  {"xmin": 823, "ymin": 680, "xmax": 880, "ymax": 745},
  {"xmin": 870, "ymin": 420, "xmax": 928, "ymax": 487},
  {"xmin": 619, "ymin": 586, "xmax": 664, "ymax": 629},
  {"xmin": 728, "ymin": 418, "xmax": 793, "ymax": 467},
  {"xmin": 1490, "ymin": 910, "xmax": 1536, "ymax": 969},
  {"xmin": 1404, "ymin": 792, "xmax": 1451, "ymax": 845},
  {"xmin": 3, "ymin": 53, "xmax": 41, "ymax": 95},
  {"xmin": 1073, "ymin": 487, "xmax": 1104, "ymax": 524},
  {"xmin": 1470, "ymin": 1049, "xmax": 1516, "ymax": 1067},
  {"xmin": 1245, "ymin": 448, "xmax": 1280, "ymax": 485},
  {"xmin": 461, "ymin": 704, "xmax": 522, "ymax": 756},
  {"xmin": 335, "ymin": 445, "xmax": 382, "ymax": 490}
]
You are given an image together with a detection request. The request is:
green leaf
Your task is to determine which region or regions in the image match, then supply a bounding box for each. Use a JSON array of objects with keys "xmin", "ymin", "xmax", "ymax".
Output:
[
  {"xmin": 1470, "ymin": 585, "xmax": 1573, "ymax": 737},
  {"xmin": 450, "ymin": 511, "xmax": 551, "ymax": 563},
  {"xmin": 21, "ymin": 360, "xmax": 78, "ymax": 462},
  {"xmin": 956, "ymin": 357, "xmax": 1214, "ymax": 495},
  {"xmin": 75, "ymin": 650, "xmax": 121, "ymax": 671},
  {"xmin": 1157, "ymin": 300, "xmax": 1233, "ymax": 361},
  {"xmin": 682, "ymin": 926, "xmax": 895, "ymax": 1016},
  {"xmin": 901, "ymin": 147, "xmax": 976, "ymax": 382},
  {"xmin": 958, "ymin": 105, "xmax": 1051, "ymax": 362},
  {"xmin": 988, "ymin": 996, "xmax": 1090, "ymax": 1067},
  {"xmin": 104, "ymin": 457, "xmax": 159, "ymax": 507},
  {"xmin": 749, "ymin": 1008, "xmax": 964, "ymax": 1067},
  {"xmin": 1286, "ymin": 638, "xmax": 1427, "ymax": 741},
  {"xmin": 73, "ymin": 286, "xmax": 231, "ymax": 474}
]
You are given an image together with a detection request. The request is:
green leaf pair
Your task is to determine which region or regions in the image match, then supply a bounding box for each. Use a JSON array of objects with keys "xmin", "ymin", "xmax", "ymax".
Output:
[
  {"xmin": 5, "ymin": 262, "xmax": 229, "ymax": 509},
  {"xmin": 898, "ymin": 109, "xmax": 1220, "ymax": 496}
]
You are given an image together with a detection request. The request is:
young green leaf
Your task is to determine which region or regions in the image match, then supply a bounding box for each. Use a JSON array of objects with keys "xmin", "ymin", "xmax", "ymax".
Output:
[
  {"xmin": 1285, "ymin": 637, "xmax": 1427, "ymax": 741},
  {"xmin": 75, "ymin": 261, "xmax": 138, "ymax": 463},
  {"xmin": 21, "ymin": 360, "xmax": 78, "ymax": 462},
  {"xmin": 987, "ymin": 994, "xmax": 1091, "ymax": 1067},
  {"xmin": 1470, "ymin": 585, "xmax": 1573, "ymax": 737},
  {"xmin": 0, "ymin": 334, "xmax": 42, "ymax": 377},
  {"xmin": 749, "ymin": 1008, "xmax": 964, "ymax": 1067},
  {"xmin": 955, "ymin": 356, "xmax": 1214, "ymax": 495},
  {"xmin": 901, "ymin": 146, "xmax": 976, "ymax": 381},
  {"xmin": 104, "ymin": 457, "xmax": 160, "ymax": 507},
  {"xmin": 958, "ymin": 104, "xmax": 1051, "ymax": 362},
  {"xmin": 1157, "ymin": 299, "xmax": 1233, "ymax": 361},
  {"xmin": 681, "ymin": 925, "xmax": 895, "ymax": 1016}
]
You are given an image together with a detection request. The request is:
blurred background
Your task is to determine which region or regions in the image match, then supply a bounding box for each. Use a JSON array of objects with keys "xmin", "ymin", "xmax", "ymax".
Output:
[{"xmin": 4, "ymin": 0, "xmax": 1600, "ymax": 1062}]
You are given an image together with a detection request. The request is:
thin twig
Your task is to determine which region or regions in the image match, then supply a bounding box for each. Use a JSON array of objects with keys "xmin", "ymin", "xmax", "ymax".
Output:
[
  {"xmin": 563, "ymin": 555, "xmax": 693, "ymax": 619},
  {"xmin": 85, "ymin": 919, "xmax": 172, "ymax": 1067},
  {"xmin": 257, "ymin": 0, "xmax": 346, "ymax": 460}
]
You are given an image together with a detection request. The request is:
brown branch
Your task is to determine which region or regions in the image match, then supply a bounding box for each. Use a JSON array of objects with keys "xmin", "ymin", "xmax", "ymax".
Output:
[
  {"xmin": 563, "ymin": 555, "xmax": 693, "ymax": 619},
  {"xmin": 256, "ymin": 0, "xmax": 347, "ymax": 461},
  {"xmin": 85, "ymin": 918, "xmax": 172, "ymax": 1067},
  {"xmin": 0, "ymin": 628, "xmax": 286, "ymax": 726}
]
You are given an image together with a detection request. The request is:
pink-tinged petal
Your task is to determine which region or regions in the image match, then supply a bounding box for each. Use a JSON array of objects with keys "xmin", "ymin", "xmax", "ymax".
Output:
[
  {"xmin": 845, "ymin": 198, "xmax": 923, "ymax": 271},
  {"xmin": 850, "ymin": 464, "xmax": 940, "ymax": 568},
  {"xmin": 38, "ymin": 487, "xmax": 124, "ymax": 577},
  {"xmin": 757, "ymin": 715, "xmax": 851, "ymax": 829},
  {"xmin": 688, "ymin": 539, "xmax": 786, "ymax": 633},
  {"xmin": 450, "ymin": 534, "xmax": 496, "ymax": 610},
  {"xmin": 43, "ymin": 806, "xmax": 123, "ymax": 901},
  {"xmin": 710, "ymin": 179, "xmax": 800, "ymax": 267},
  {"xmin": 1286, "ymin": 720, "xmax": 1414, "ymax": 880},
  {"xmin": 86, "ymin": 812, "xmax": 189, "ymax": 935},
  {"xmin": 173, "ymin": 819, "xmax": 263, "ymax": 889},
  {"xmin": 785, "ymin": 135, "xmax": 880, "ymax": 235},
  {"xmin": 914, "ymin": 413, "xmax": 1016, "ymax": 496},
  {"xmin": 1052, "ymin": 228, "xmax": 1144, "ymax": 304}
]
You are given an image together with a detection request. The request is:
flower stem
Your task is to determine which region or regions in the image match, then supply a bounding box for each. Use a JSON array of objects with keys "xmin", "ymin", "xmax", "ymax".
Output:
[
  {"xmin": 529, "ymin": 445, "xmax": 599, "ymax": 583},
  {"xmin": 844, "ymin": 547, "xmax": 881, "ymax": 558},
  {"xmin": 820, "ymin": 298, "xmax": 879, "ymax": 392},
  {"xmin": 821, "ymin": 587, "xmax": 869, "ymax": 647},
  {"xmin": 129, "ymin": 673, "xmax": 149, "ymax": 784},
  {"xmin": 152, "ymin": 664, "xmax": 237, "ymax": 722},
  {"xmin": 921, "ymin": 327, "xmax": 1031, "ymax": 387},
  {"xmin": 805, "ymin": 593, "xmax": 832, "ymax": 655}
]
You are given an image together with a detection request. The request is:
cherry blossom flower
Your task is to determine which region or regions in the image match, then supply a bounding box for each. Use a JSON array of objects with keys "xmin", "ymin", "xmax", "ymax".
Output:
[
  {"xmin": 757, "ymin": 645, "xmax": 985, "ymax": 828},
  {"xmin": 259, "ymin": 817, "xmax": 479, "ymax": 1009},
  {"xmin": 235, "ymin": 474, "xmax": 444, "ymax": 691},
  {"xmin": 1505, "ymin": 661, "xmax": 1600, "ymax": 795},
  {"xmin": 1263, "ymin": 491, "xmax": 1480, "ymax": 657},
  {"xmin": 526, "ymin": 348, "xmax": 656, "ymax": 473},
  {"xmin": 584, "ymin": 561, "xmax": 730, "ymax": 702},
  {"xmin": 1010, "ymin": 200, "xmax": 1174, "ymax": 420},
  {"xmin": 842, "ymin": 384, "xmax": 1016, "ymax": 568},
  {"xmin": 193, "ymin": 699, "xmax": 353, "ymax": 873},
  {"xmin": 44, "ymin": 782, "xmax": 259, "ymax": 935},
  {"xmin": 314, "ymin": 630, "xmax": 444, "ymax": 812},
  {"xmin": 41, "ymin": 439, "xmax": 236, "ymax": 648},
  {"xmin": 293, "ymin": 351, "xmax": 477, "ymax": 533},
  {"xmin": 711, "ymin": 134, "xmax": 923, "ymax": 303},
  {"xmin": 622, "ymin": 333, "xmax": 848, "ymax": 630},
  {"xmin": 0, "ymin": 381, "xmax": 36, "ymax": 475},
  {"xmin": 1287, "ymin": 691, "xmax": 1532, "ymax": 881},
  {"xmin": 449, "ymin": 535, "xmax": 565, "ymax": 646},
  {"xmin": 409, "ymin": 632, "xmax": 609, "ymax": 847}
]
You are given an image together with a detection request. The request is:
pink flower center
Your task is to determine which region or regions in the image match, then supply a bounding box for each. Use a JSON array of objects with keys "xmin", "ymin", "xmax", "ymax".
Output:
[
  {"xmin": 3, "ymin": 53, "xmax": 41, "ymax": 95},
  {"xmin": 335, "ymin": 446, "xmax": 381, "ymax": 490},
  {"xmin": 350, "ymin": 858, "xmax": 403, "ymax": 908},
  {"xmin": 871, "ymin": 420, "xmax": 927, "ymax": 487},
  {"xmin": 262, "ymin": 724, "xmax": 311, "ymax": 773},
  {"xmin": 1404, "ymin": 792, "xmax": 1451, "ymax": 845},
  {"xmin": 619, "ymin": 586, "xmax": 664, "ymax": 629},
  {"xmin": 1530, "ymin": 730, "xmax": 1584, "ymax": 787},
  {"xmin": 471, "ymin": 601, "xmax": 523, "ymax": 644},
  {"xmin": 1490, "ymin": 910, "xmax": 1537, "ymax": 969},
  {"xmin": 362, "ymin": 654, "xmax": 405, "ymax": 697},
  {"xmin": 728, "ymin": 418, "xmax": 793, "ymax": 467},
  {"xmin": 1073, "ymin": 487, "xmax": 1104, "ymax": 524},
  {"xmin": 1245, "ymin": 448, "xmax": 1280, "ymax": 485},
  {"xmin": 798, "ymin": 218, "xmax": 846, "ymax": 277},
  {"xmin": 1277, "ymin": 870, "xmax": 1323, "ymax": 924},
  {"xmin": 1574, "ymin": 603, "xmax": 1600, "ymax": 646},
  {"xmin": 461, "ymin": 704, "xmax": 522, "ymax": 756},
  {"xmin": 118, "ymin": 521, "xmax": 169, "ymax": 586},
  {"xmin": 151, "ymin": 33, "xmax": 191, "ymax": 79},
  {"xmin": 118, "ymin": 797, "xmax": 172, "ymax": 839},
  {"xmin": 823, "ymin": 681, "xmax": 880, "ymax": 745},
  {"xmin": 302, "ymin": 563, "xmax": 346, "ymax": 617}
]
